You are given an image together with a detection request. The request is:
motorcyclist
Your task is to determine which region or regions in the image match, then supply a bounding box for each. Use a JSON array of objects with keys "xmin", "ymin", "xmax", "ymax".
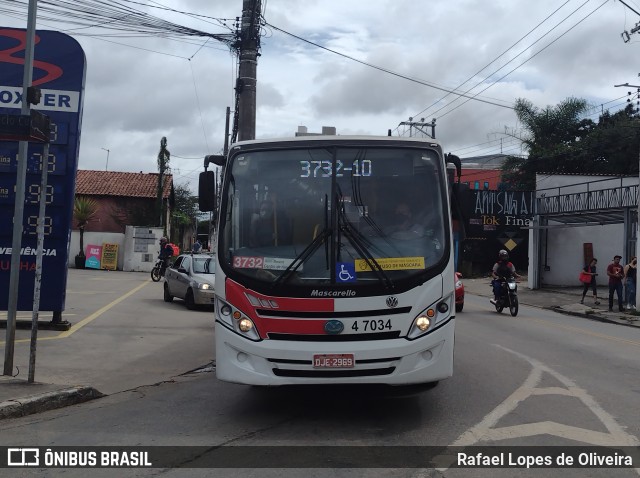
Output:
[
  {"xmin": 158, "ymin": 237, "xmax": 174, "ymax": 274},
  {"xmin": 490, "ymin": 249, "xmax": 520, "ymax": 305}
]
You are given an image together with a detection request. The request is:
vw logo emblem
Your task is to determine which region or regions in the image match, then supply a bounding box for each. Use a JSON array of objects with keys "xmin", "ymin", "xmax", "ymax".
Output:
[
  {"xmin": 386, "ymin": 296, "xmax": 398, "ymax": 308},
  {"xmin": 324, "ymin": 320, "xmax": 344, "ymax": 335}
]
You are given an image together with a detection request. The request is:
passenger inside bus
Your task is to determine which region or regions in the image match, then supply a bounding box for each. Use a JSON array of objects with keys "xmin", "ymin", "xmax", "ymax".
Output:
[
  {"xmin": 250, "ymin": 200, "xmax": 292, "ymax": 247},
  {"xmin": 385, "ymin": 202, "xmax": 426, "ymax": 240}
]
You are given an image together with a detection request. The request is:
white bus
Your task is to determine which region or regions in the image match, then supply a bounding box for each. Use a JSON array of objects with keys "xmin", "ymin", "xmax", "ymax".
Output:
[{"xmin": 202, "ymin": 135, "xmax": 463, "ymax": 386}]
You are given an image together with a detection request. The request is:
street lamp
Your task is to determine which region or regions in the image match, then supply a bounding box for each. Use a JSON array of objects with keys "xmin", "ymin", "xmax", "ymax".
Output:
[{"xmin": 101, "ymin": 147, "xmax": 110, "ymax": 171}]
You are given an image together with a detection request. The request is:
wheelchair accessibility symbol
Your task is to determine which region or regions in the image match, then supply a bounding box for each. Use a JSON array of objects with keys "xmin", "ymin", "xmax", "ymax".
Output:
[{"xmin": 336, "ymin": 263, "xmax": 356, "ymax": 282}]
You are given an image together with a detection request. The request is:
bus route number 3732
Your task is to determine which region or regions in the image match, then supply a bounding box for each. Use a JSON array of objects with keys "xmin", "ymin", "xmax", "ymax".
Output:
[{"xmin": 313, "ymin": 354, "xmax": 355, "ymax": 368}]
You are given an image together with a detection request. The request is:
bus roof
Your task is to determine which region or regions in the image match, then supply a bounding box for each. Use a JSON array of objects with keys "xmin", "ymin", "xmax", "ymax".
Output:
[{"xmin": 229, "ymin": 135, "xmax": 443, "ymax": 150}]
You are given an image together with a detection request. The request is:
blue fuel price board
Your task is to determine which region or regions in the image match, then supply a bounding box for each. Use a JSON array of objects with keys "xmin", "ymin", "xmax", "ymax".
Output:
[{"xmin": 0, "ymin": 28, "xmax": 86, "ymax": 311}]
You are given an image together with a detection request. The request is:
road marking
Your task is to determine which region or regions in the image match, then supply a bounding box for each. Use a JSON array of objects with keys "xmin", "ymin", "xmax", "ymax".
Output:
[
  {"xmin": 437, "ymin": 345, "xmax": 640, "ymax": 473},
  {"xmin": 0, "ymin": 280, "xmax": 150, "ymax": 345}
]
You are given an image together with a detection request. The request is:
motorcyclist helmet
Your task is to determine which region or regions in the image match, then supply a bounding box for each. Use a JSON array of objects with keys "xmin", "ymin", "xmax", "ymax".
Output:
[
  {"xmin": 499, "ymin": 249, "xmax": 508, "ymax": 259},
  {"xmin": 160, "ymin": 237, "xmax": 168, "ymax": 244}
]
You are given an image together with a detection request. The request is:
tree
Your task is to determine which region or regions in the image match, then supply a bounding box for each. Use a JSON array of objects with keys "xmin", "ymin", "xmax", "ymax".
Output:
[
  {"xmin": 73, "ymin": 197, "xmax": 98, "ymax": 263},
  {"xmin": 502, "ymin": 97, "xmax": 640, "ymax": 189},
  {"xmin": 171, "ymin": 184, "xmax": 199, "ymax": 249},
  {"xmin": 576, "ymin": 104, "xmax": 640, "ymax": 175},
  {"xmin": 502, "ymin": 97, "xmax": 592, "ymax": 189}
]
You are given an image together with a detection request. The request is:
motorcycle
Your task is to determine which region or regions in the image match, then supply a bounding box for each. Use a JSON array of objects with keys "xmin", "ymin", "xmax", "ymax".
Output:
[
  {"xmin": 492, "ymin": 276, "xmax": 519, "ymax": 316},
  {"xmin": 151, "ymin": 257, "xmax": 168, "ymax": 282}
]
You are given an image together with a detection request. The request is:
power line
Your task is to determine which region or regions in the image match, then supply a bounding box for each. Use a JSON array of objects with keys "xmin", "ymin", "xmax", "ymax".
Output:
[
  {"xmin": 409, "ymin": 0, "xmax": 574, "ymax": 123},
  {"xmin": 262, "ymin": 21, "xmax": 515, "ymax": 111},
  {"xmin": 434, "ymin": 0, "xmax": 609, "ymax": 121},
  {"xmin": 0, "ymin": 0, "xmax": 235, "ymax": 45}
]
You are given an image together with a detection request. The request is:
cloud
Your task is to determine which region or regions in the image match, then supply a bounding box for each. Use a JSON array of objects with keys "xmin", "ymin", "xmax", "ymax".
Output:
[{"xmin": 1, "ymin": 0, "xmax": 638, "ymax": 191}]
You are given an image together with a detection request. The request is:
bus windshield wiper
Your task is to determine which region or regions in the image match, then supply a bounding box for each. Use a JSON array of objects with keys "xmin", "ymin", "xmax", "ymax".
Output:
[
  {"xmin": 336, "ymin": 192, "xmax": 393, "ymax": 290},
  {"xmin": 271, "ymin": 228, "xmax": 331, "ymax": 289}
]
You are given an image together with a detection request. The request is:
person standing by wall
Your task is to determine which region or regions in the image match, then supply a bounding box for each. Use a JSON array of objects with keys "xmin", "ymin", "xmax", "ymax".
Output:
[
  {"xmin": 580, "ymin": 258, "xmax": 600, "ymax": 305},
  {"xmin": 607, "ymin": 255, "xmax": 625, "ymax": 312},
  {"xmin": 624, "ymin": 256, "xmax": 637, "ymax": 310}
]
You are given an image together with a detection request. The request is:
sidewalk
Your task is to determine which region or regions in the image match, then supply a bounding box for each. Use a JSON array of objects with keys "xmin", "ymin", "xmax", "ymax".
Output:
[
  {"xmin": 462, "ymin": 276, "xmax": 640, "ymax": 327},
  {"xmin": 0, "ymin": 268, "xmax": 214, "ymax": 421},
  {"xmin": 1, "ymin": 273, "xmax": 638, "ymax": 421}
]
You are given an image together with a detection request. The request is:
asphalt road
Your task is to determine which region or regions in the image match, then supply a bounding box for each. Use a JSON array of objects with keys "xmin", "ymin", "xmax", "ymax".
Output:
[{"xmin": 1, "ymin": 286, "xmax": 639, "ymax": 477}]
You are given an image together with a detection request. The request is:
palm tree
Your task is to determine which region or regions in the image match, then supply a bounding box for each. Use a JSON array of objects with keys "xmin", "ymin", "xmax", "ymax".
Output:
[
  {"xmin": 502, "ymin": 97, "xmax": 591, "ymax": 189},
  {"xmin": 73, "ymin": 197, "xmax": 98, "ymax": 266}
]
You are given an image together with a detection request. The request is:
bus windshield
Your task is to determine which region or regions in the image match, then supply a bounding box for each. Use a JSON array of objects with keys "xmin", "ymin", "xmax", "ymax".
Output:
[{"xmin": 219, "ymin": 145, "xmax": 447, "ymax": 289}]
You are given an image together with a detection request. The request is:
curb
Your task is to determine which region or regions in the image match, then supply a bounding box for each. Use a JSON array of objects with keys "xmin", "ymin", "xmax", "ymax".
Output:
[
  {"xmin": 0, "ymin": 320, "xmax": 72, "ymax": 331},
  {"xmin": 545, "ymin": 306, "xmax": 640, "ymax": 327},
  {"xmin": 0, "ymin": 386, "xmax": 105, "ymax": 420}
]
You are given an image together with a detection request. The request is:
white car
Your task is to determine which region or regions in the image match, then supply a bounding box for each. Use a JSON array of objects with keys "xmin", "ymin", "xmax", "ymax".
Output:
[{"xmin": 163, "ymin": 254, "xmax": 216, "ymax": 309}]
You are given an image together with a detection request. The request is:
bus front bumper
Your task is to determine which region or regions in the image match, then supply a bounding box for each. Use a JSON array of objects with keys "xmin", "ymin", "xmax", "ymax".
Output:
[{"xmin": 214, "ymin": 319, "xmax": 455, "ymax": 386}]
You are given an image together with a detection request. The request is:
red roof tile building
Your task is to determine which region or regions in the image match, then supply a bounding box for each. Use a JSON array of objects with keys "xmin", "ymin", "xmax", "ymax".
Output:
[{"xmin": 74, "ymin": 170, "xmax": 174, "ymax": 233}]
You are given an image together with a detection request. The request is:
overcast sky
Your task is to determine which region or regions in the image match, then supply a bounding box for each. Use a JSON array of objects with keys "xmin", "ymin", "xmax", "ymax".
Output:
[{"xmin": 3, "ymin": 0, "xmax": 640, "ymax": 191}]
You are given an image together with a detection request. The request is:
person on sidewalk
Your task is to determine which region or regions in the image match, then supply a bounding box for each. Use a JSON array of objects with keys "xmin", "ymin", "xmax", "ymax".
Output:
[
  {"xmin": 580, "ymin": 258, "xmax": 600, "ymax": 305},
  {"xmin": 624, "ymin": 256, "xmax": 637, "ymax": 310},
  {"xmin": 490, "ymin": 249, "xmax": 520, "ymax": 305},
  {"xmin": 607, "ymin": 255, "xmax": 625, "ymax": 312}
]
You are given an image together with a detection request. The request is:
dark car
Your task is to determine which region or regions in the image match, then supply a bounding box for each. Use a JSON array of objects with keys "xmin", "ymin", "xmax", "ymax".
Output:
[
  {"xmin": 163, "ymin": 254, "xmax": 215, "ymax": 309},
  {"xmin": 455, "ymin": 272, "xmax": 464, "ymax": 312}
]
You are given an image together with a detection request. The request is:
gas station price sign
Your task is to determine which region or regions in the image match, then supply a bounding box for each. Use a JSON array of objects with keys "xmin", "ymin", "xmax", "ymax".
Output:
[{"xmin": 0, "ymin": 28, "xmax": 85, "ymax": 311}]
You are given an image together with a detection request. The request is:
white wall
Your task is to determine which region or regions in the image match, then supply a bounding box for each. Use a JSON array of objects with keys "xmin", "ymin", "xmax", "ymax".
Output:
[
  {"xmin": 122, "ymin": 226, "xmax": 164, "ymax": 272},
  {"xmin": 67, "ymin": 227, "xmax": 164, "ymax": 272},
  {"xmin": 534, "ymin": 174, "xmax": 636, "ymax": 286},
  {"xmin": 541, "ymin": 222, "xmax": 624, "ymax": 286},
  {"xmin": 68, "ymin": 231, "xmax": 125, "ymax": 269}
]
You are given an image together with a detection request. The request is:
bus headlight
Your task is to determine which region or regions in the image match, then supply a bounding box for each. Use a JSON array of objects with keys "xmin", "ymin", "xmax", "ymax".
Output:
[
  {"xmin": 415, "ymin": 316, "xmax": 431, "ymax": 331},
  {"xmin": 215, "ymin": 298, "xmax": 260, "ymax": 341},
  {"xmin": 408, "ymin": 309, "xmax": 434, "ymax": 339},
  {"xmin": 238, "ymin": 318, "xmax": 254, "ymax": 332},
  {"xmin": 408, "ymin": 294, "xmax": 453, "ymax": 339}
]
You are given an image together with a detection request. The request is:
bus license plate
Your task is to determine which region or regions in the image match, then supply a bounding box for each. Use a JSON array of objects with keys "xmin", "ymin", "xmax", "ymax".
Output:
[{"xmin": 313, "ymin": 354, "xmax": 354, "ymax": 368}]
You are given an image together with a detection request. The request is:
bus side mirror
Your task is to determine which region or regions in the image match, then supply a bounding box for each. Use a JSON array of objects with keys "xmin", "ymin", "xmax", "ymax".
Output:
[
  {"xmin": 204, "ymin": 154, "xmax": 225, "ymax": 169},
  {"xmin": 199, "ymin": 171, "xmax": 216, "ymax": 212},
  {"xmin": 450, "ymin": 182, "xmax": 469, "ymax": 241},
  {"xmin": 445, "ymin": 153, "xmax": 461, "ymax": 183}
]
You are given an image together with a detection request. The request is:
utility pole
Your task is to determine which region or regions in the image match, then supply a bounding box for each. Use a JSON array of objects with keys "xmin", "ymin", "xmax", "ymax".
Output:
[
  {"xmin": 157, "ymin": 137, "xmax": 170, "ymax": 235},
  {"xmin": 398, "ymin": 117, "xmax": 436, "ymax": 139},
  {"xmin": 236, "ymin": 0, "xmax": 261, "ymax": 142},
  {"xmin": 619, "ymin": 0, "xmax": 640, "ymax": 42},
  {"xmin": 101, "ymin": 147, "xmax": 110, "ymax": 171}
]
